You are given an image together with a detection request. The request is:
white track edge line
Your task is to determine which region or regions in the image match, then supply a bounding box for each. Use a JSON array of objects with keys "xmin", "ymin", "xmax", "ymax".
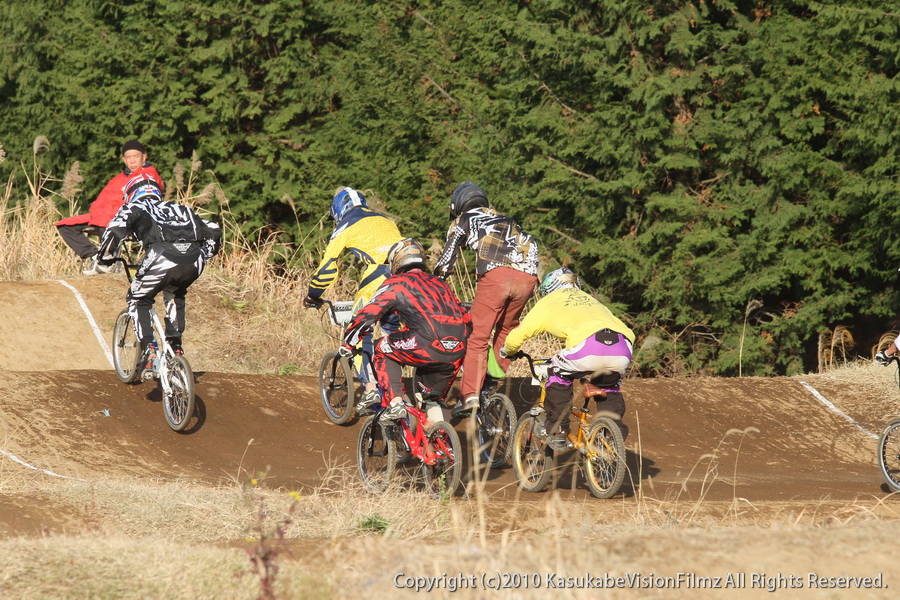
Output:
[
  {"xmin": 0, "ymin": 449, "xmax": 88, "ymax": 481},
  {"xmin": 798, "ymin": 380, "xmax": 877, "ymax": 439},
  {"xmin": 56, "ymin": 279, "xmax": 114, "ymax": 368}
]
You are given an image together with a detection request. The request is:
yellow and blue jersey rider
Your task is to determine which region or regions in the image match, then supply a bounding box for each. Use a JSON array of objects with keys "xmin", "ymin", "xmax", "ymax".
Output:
[{"xmin": 304, "ymin": 187, "xmax": 404, "ymax": 409}]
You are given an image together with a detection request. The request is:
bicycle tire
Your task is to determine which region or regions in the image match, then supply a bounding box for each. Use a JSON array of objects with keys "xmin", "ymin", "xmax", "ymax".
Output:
[
  {"xmin": 357, "ymin": 414, "xmax": 396, "ymax": 492},
  {"xmin": 511, "ymin": 413, "xmax": 554, "ymax": 493},
  {"xmin": 877, "ymin": 418, "xmax": 900, "ymax": 493},
  {"xmin": 476, "ymin": 392, "xmax": 516, "ymax": 468},
  {"xmin": 319, "ymin": 350, "xmax": 356, "ymax": 425},
  {"xmin": 422, "ymin": 421, "xmax": 462, "ymax": 499},
  {"xmin": 584, "ymin": 416, "xmax": 626, "ymax": 498},
  {"xmin": 163, "ymin": 354, "xmax": 195, "ymax": 432},
  {"xmin": 112, "ymin": 309, "xmax": 141, "ymax": 384}
]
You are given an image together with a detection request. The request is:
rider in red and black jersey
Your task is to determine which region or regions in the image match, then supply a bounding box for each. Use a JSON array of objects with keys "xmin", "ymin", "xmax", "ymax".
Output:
[{"xmin": 343, "ymin": 238, "xmax": 472, "ymax": 420}]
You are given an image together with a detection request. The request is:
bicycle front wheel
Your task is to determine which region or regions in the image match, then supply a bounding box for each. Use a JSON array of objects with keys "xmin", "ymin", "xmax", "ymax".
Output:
[
  {"xmin": 512, "ymin": 413, "xmax": 554, "ymax": 493},
  {"xmin": 319, "ymin": 351, "xmax": 356, "ymax": 425},
  {"xmin": 422, "ymin": 421, "xmax": 462, "ymax": 499},
  {"xmin": 112, "ymin": 309, "xmax": 141, "ymax": 383},
  {"xmin": 163, "ymin": 354, "xmax": 195, "ymax": 432},
  {"xmin": 357, "ymin": 415, "xmax": 396, "ymax": 493},
  {"xmin": 476, "ymin": 393, "xmax": 516, "ymax": 468},
  {"xmin": 877, "ymin": 418, "xmax": 900, "ymax": 493}
]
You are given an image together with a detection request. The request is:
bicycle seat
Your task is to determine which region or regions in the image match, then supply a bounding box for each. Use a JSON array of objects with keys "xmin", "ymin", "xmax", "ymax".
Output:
[{"xmin": 580, "ymin": 381, "xmax": 607, "ymax": 399}]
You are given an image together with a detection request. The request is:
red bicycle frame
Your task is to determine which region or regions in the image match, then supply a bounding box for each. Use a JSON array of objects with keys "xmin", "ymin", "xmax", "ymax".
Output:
[{"xmin": 395, "ymin": 404, "xmax": 451, "ymax": 466}]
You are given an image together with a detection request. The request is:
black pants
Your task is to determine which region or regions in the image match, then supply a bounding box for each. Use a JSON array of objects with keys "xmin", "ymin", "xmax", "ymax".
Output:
[
  {"xmin": 127, "ymin": 249, "xmax": 204, "ymax": 347},
  {"xmin": 372, "ymin": 330, "xmax": 465, "ymax": 404},
  {"xmin": 544, "ymin": 383, "xmax": 628, "ymax": 440},
  {"xmin": 57, "ymin": 224, "xmax": 102, "ymax": 259}
]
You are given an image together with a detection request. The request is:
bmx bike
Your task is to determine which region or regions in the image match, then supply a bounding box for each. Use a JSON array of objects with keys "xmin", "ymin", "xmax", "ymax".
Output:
[
  {"xmin": 110, "ymin": 257, "xmax": 195, "ymax": 432},
  {"xmin": 509, "ymin": 351, "xmax": 626, "ymax": 498},
  {"xmin": 451, "ymin": 375, "xmax": 516, "ymax": 469},
  {"xmin": 876, "ymin": 355, "xmax": 900, "ymax": 492},
  {"xmin": 357, "ymin": 391, "xmax": 462, "ymax": 499},
  {"xmin": 315, "ymin": 299, "xmax": 367, "ymax": 425},
  {"xmin": 315, "ymin": 299, "xmax": 514, "ymax": 470}
]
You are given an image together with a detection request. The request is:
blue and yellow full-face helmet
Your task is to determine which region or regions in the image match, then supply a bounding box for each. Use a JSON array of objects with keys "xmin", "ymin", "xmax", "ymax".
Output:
[{"xmin": 329, "ymin": 187, "xmax": 368, "ymax": 221}]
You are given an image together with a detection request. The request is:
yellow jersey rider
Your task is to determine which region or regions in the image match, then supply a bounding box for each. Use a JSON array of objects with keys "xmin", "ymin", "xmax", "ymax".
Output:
[
  {"xmin": 304, "ymin": 187, "xmax": 404, "ymax": 410},
  {"xmin": 502, "ymin": 267, "xmax": 635, "ymax": 449}
]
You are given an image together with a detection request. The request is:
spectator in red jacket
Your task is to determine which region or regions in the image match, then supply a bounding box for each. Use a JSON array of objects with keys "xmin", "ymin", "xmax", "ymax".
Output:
[{"xmin": 55, "ymin": 139, "xmax": 162, "ymax": 275}]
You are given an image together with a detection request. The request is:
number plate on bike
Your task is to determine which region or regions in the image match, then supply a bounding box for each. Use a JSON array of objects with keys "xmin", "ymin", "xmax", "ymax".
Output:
[
  {"xmin": 532, "ymin": 362, "xmax": 550, "ymax": 386},
  {"xmin": 329, "ymin": 301, "xmax": 355, "ymax": 327}
]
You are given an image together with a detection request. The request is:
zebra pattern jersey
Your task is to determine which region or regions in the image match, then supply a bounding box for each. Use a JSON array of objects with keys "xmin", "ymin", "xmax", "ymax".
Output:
[{"xmin": 98, "ymin": 195, "xmax": 221, "ymax": 264}]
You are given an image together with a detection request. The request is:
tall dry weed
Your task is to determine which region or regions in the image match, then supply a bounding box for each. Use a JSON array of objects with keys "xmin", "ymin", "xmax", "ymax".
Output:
[{"xmin": 0, "ymin": 137, "xmax": 79, "ymax": 280}]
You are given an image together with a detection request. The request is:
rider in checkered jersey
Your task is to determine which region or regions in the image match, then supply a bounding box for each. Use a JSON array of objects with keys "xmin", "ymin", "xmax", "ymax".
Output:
[{"xmin": 433, "ymin": 182, "xmax": 539, "ymax": 415}]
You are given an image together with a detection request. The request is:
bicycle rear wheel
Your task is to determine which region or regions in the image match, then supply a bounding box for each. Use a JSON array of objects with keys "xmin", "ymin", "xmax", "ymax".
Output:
[
  {"xmin": 422, "ymin": 421, "xmax": 462, "ymax": 499},
  {"xmin": 319, "ymin": 350, "xmax": 356, "ymax": 425},
  {"xmin": 512, "ymin": 413, "xmax": 554, "ymax": 493},
  {"xmin": 163, "ymin": 354, "xmax": 195, "ymax": 432},
  {"xmin": 584, "ymin": 416, "xmax": 626, "ymax": 498},
  {"xmin": 357, "ymin": 415, "xmax": 396, "ymax": 492},
  {"xmin": 476, "ymin": 392, "xmax": 515, "ymax": 468},
  {"xmin": 112, "ymin": 309, "xmax": 141, "ymax": 383},
  {"xmin": 877, "ymin": 418, "xmax": 900, "ymax": 493}
]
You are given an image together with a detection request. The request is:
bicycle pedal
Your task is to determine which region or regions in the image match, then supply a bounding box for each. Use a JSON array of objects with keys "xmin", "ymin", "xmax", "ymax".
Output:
[
  {"xmin": 141, "ymin": 369, "xmax": 155, "ymax": 382},
  {"xmin": 529, "ymin": 406, "xmax": 546, "ymax": 417}
]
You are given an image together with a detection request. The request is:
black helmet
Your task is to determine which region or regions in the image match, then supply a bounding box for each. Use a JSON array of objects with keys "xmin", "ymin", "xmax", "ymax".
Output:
[
  {"xmin": 387, "ymin": 238, "xmax": 427, "ymax": 274},
  {"xmin": 449, "ymin": 181, "xmax": 488, "ymax": 219}
]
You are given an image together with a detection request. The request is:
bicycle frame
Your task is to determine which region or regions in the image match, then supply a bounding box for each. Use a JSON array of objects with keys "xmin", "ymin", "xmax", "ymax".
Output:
[
  {"xmin": 522, "ymin": 353, "xmax": 611, "ymax": 456},
  {"xmin": 321, "ymin": 299, "xmax": 374, "ymax": 382},
  {"xmin": 115, "ymin": 258, "xmax": 179, "ymax": 386},
  {"xmin": 146, "ymin": 314, "xmax": 176, "ymax": 376},
  {"xmin": 393, "ymin": 404, "xmax": 445, "ymax": 467}
]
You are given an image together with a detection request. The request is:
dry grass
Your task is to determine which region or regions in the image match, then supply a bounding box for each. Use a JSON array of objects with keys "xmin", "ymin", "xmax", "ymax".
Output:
[
  {"xmin": 0, "ymin": 148, "xmax": 80, "ymax": 280},
  {"xmin": 1, "ymin": 456, "xmax": 898, "ymax": 599}
]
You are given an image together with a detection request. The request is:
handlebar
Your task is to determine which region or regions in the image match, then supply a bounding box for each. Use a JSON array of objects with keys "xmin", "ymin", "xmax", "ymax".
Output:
[
  {"xmin": 111, "ymin": 256, "xmax": 140, "ymax": 284},
  {"xmin": 507, "ymin": 350, "xmax": 551, "ymax": 382}
]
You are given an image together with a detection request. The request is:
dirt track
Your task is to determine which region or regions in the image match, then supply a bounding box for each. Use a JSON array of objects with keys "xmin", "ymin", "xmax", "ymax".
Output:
[{"xmin": 0, "ymin": 276, "xmax": 895, "ymax": 537}]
